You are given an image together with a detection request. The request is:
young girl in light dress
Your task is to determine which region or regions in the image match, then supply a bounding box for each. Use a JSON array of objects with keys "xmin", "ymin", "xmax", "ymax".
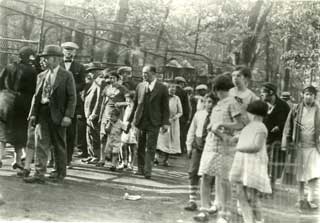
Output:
[{"xmin": 229, "ymin": 100, "xmax": 272, "ymax": 223}]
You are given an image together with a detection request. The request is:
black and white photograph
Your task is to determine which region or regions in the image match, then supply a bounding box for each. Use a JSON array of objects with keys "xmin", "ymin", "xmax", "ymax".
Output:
[{"xmin": 0, "ymin": 0, "xmax": 319, "ymax": 222}]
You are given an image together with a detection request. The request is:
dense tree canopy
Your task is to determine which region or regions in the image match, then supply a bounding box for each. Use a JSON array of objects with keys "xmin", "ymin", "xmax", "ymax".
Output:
[{"xmin": 1, "ymin": 0, "xmax": 320, "ymax": 98}]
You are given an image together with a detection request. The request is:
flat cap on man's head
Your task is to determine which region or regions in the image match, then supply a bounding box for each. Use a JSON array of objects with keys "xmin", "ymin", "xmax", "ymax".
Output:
[
  {"xmin": 184, "ymin": 86, "xmax": 193, "ymax": 91},
  {"xmin": 303, "ymin": 85, "xmax": 317, "ymax": 95},
  {"xmin": 195, "ymin": 84, "xmax": 208, "ymax": 91},
  {"xmin": 261, "ymin": 82, "xmax": 277, "ymax": 93},
  {"xmin": 61, "ymin": 42, "xmax": 79, "ymax": 50},
  {"xmin": 117, "ymin": 66, "xmax": 132, "ymax": 74},
  {"xmin": 174, "ymin": 76, "xmax": 186, "ymax": 83},
  {"xmin": 39, "ymin": 45, "xmax": 64, "ymax": 57}
]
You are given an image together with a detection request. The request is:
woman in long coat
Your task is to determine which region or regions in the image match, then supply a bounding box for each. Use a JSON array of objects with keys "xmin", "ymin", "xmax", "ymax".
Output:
[
  {"xmin": 156, "ymin": 83, "xmax": 183, "ymax": 166},
  {"xmin": 0, "ymin": 47, "xmax": 38, "ymax": 169}
]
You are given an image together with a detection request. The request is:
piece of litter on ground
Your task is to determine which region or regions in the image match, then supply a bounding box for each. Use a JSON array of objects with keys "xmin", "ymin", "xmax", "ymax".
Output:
[{"xmin": 123, "ymin": 193, "xmax": 142, "ymax": 201}]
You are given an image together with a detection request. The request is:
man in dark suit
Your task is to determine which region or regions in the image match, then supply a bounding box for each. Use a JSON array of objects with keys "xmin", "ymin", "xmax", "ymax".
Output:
[
  {"xmin": 260, "ymin": 82, "xmax": 290, "ymax": 189},
  {"xmin": 174, "ymin": 76, "xmax": 190, "ymax": 154},
  {"xmin": 24, "ymin": 45, "xmax": 77, "ymax": 183},
  {"xmin": 129, "ymin": 65, "xmax": 170, "ymax": 179},
  {"xmin": 60, "ymin": 42, "xmax": 86, "ymax": 168}
]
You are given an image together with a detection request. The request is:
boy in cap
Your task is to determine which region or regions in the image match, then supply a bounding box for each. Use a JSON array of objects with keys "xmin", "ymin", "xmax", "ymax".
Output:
[{"xmin": 195, "ymin": 84, "xmax": 208, "ymax": 111}]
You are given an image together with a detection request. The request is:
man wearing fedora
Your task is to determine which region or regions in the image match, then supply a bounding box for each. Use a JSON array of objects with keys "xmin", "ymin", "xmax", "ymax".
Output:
[
  {"xmin": 24, "ymin": 45, "xmax": 76, "ymax": 183},
  {"xmin": 60, "ymin": 42, "xmax": 86, "ymax": 168}
]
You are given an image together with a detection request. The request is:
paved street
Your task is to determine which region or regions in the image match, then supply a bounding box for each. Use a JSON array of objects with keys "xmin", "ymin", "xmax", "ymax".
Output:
[{"xmin": 0, "ymin": 148, "xmax": 319, "ymax": 223}]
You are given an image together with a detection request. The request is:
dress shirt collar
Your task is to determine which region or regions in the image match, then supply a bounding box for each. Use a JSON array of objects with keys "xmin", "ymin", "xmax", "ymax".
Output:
[{"xmin": 148, "ymin": 78, "xmax": 157, "ymax": 91}]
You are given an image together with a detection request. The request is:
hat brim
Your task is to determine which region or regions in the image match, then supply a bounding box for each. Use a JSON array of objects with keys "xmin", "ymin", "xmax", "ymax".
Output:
[
  {"xmin": 86, "ymin": 67, "xmax": 105, "ymax": 72},
  {"xmin": 38, "ymin": 53, "xmax": 64, "ymax": 57}
]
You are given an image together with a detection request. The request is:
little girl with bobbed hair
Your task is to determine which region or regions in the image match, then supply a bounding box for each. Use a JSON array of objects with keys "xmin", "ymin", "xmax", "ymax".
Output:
[{"xmin": 229, "ymin": 100, "xmax": 272, "ymax": 223}]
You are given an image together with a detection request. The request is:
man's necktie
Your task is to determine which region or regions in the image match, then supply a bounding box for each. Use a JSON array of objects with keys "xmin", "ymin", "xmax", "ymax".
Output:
[
  {"xmin": 43, "ymin": 72, "xmax": 52, "ymax": 100},
  {"xmin": 202, "ymin": 111, "xmax": 211, "ymax": 142}
]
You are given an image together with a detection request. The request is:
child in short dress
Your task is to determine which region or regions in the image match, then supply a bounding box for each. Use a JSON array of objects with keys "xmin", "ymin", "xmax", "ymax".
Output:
[
  {"xmin": 104, "ymin": 108, "xmax": 126, "ymax": 171},
  {"xmin": 229, "ymin": 100, "xmax": 272, "ymax": 223},
  {"xmin": 120, "ymin": 91, "xmax": 137, "ymax": 170}
]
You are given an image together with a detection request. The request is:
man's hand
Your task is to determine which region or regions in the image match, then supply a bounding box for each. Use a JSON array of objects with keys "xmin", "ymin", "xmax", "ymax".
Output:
[
  {"xmin": 61, "ymin": 117, "xmax": 72, "ymax": 127},
  {"xmin": 76, "ymin": 114, "xmax": 83, "ymax": 119},
  {"xmin": 29, "ymin": 116, "xmax": 36, "ymax": 127},
  {"xmin": 160, "ymin": 125, "xmax": 170, "ymax": 134},
  {"xmin": 271, "ymin": 126, "xmax": 280, "ymax": 133}
]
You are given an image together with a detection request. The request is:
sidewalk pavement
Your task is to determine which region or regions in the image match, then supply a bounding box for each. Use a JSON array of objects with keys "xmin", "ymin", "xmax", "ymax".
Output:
[{"xmin": 0, "ymin": 148, "xmax": 319, "ymax": 222}]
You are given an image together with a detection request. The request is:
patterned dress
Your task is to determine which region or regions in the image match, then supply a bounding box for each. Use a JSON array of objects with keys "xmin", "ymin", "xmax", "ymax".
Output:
[
  {"xmin": 229, "ymin": 121, "xmax": 272, "ymax": 194},
  {"xmin": 198, "ymin": 96, "xmax": 241, "ymax": 178}
]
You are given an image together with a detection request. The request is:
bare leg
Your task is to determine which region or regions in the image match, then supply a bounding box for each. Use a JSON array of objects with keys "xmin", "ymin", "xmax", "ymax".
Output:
[
  {"xmin": 24, "ymin": 147, "xmax": 35, "ymax": 170},
  {"xmin": 200, "ymin": 174, "xmax": 214, "ymax": 210},
  {"xmin": 220, "ymin": 179, "xmax": 232, "ymax": 215},
  {"xmin": 238, "ymin": 186, "xmax": 254, "ymax": 223}
]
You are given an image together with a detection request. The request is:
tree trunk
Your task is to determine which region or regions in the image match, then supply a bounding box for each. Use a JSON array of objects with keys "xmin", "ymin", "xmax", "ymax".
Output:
[
  {"xmin": 155, "ymin": 1, "xmax": 171, "ymax": 51},
  {"xmin": 240, "ymin": 1, "xmax": 272, "ymax": 68},
  {"xmin": 282, "ymin": 34, "xmax": 292, "ymax": 91},
  {"xmin": 194, "ymin": 17, "xmax": 201, "ymax": 54},
  {"xmin": 106, "ymin": 0, "xmax": 129, "ymax": 63},
  {"xmin": 264, "ymin": 23, "xmax": 270, "ymax": 82}
]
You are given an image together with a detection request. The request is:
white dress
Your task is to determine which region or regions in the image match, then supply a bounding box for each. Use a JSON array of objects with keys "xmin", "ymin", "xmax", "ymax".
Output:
[
  {"xmin": 229, "ymin": 121, "xmax": 272, "ymax": 194},
  {"xmin": 157, "ymin": 95, "xmax": 183, "ymax": 154}
]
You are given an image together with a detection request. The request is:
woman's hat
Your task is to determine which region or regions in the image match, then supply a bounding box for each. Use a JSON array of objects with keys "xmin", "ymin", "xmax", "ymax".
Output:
[
  {"xmin": 247, "ymin": 100, "xmax": 268, "ymax": 117},
  {"xmin": 39, "ymin": 45, "xmax": 64, "ymax": 57}
]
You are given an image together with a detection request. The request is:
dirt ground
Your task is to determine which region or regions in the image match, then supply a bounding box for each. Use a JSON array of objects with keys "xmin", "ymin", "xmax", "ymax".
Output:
[{"xmin": 0, "ymin": 148, "xmax": 319, "ymax": 223}]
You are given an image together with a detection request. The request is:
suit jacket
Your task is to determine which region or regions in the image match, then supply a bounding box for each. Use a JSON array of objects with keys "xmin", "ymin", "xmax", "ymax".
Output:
[
  {"xmin": 60, "ymin": 60, "xmax": 86, "ymax": 116},
  {"xmin": 29, "ymin": 67, "xmax": 77, "ymax": 125},
  {"xmin": 84, "ymin": 77, "xmax": 105, "ymax": 119},
  {"xmin": 129, "ymin": 80, "xmax": 170, "ymax": 128},
  {"xmin": 263, "ymin": 97, "xmax": 290, "ymax": 145},
  {"xmin": 175, "ymin": 86, "xmax": 189, "ymax": 123}
]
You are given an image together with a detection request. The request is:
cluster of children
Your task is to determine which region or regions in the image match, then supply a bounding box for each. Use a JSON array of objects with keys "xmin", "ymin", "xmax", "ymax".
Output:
[{"xmin": 185, "ymin": 70, "xmax": 271, "ymax": 223}]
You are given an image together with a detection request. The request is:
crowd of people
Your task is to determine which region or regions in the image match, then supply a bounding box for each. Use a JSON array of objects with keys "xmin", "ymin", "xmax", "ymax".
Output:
[{"xmin": 0, "ymin": 42, "xmax": 319, "ymax": 223}]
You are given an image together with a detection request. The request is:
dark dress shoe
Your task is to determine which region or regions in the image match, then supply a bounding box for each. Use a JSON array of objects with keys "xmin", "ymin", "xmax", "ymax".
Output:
[
  {"xmin": 0, "ymin": 161, "xmax": 2, "ymax": 168},
  {"xmin": 109, "ymin": 166, "xmax": 116, "ymax": 171},
  {"xmin": 184, "ymin": 201, "xmax": 198, "ymax": 211},
  {"xmin": 24, "ymin": 175, "xmax": 45, "ymax": 184},
  {"xmin": 144, "ymin": 175, "xmax": 151, "ymax": 179},
  {"xmin": 12, "ymin": 163, "xmax": 24, "ymax": 170},
  {"xmin": 17, "ymin": 169, "xmax": 31, "ymax": 178},
  {"xmin": 96, "ymin": 162, "xmax": 105, "ymax": 167},
  {"xmin": 87, "ymin": 158, "xmax": 99, "ymax": 164},
  {"xmin": 81, "ymin": 157, "xmax": 93, "ymax": 163}
]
